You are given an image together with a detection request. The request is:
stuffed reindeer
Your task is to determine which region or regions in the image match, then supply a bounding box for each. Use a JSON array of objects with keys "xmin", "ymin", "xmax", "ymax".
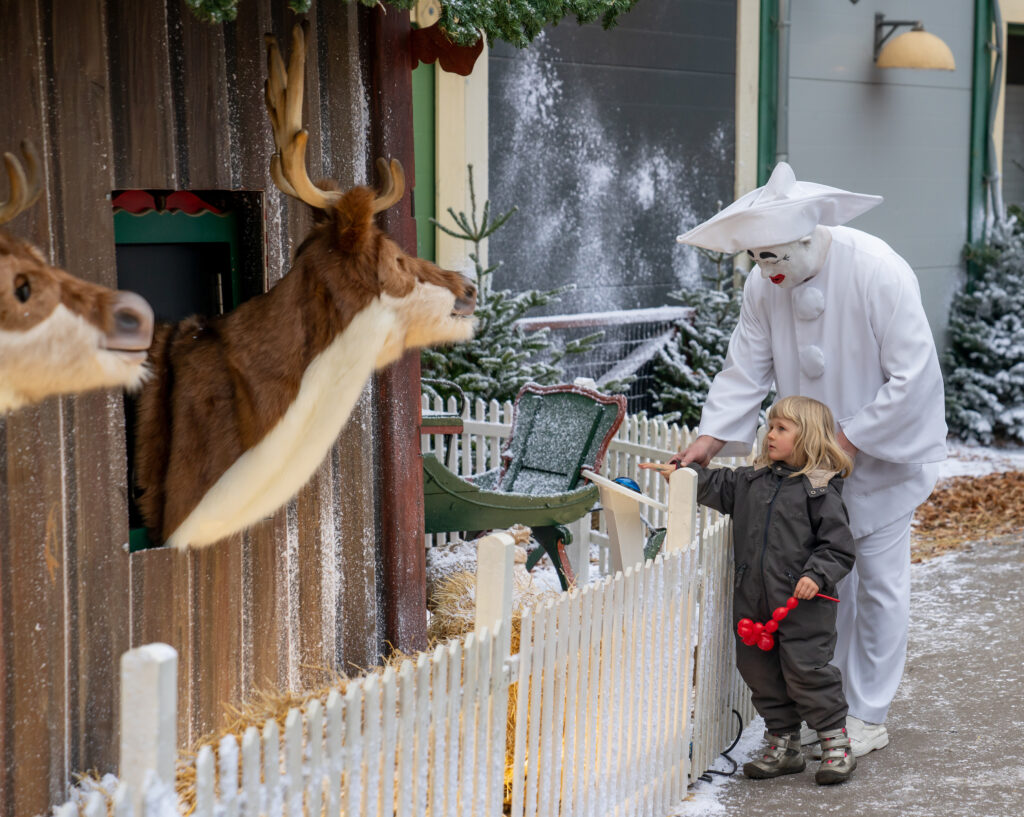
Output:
[
  {"xmin": 0, "ymin": 141, "xmax": 154, "ymax": 414},
  {"xmin": 134, "ymin": 26, "xmax": 477, "ymax": 549}
]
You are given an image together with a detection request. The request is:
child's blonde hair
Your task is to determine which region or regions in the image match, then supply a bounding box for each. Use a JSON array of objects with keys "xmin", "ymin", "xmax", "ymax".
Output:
[{"xmin": 754, "ymin": 395, "xmax": 854, "ymax": 478}]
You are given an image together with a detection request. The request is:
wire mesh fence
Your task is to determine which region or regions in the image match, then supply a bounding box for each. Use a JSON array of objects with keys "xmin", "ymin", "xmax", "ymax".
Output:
[{"xmin": 516, "ymin": 306, "xmax": 691, "ymax": 414}]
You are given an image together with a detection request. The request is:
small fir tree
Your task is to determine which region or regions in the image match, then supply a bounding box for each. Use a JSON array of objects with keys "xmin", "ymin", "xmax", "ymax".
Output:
[
  {"xmin": 945, "ymin": 208, "xmax": 1024, "ymax": 443},
  {"xmin": 647, "ymin": 248, "xmax": 743, "ymax": 427},
  {"xmin": 421, "ymin": 166, "xmax": 601, "ymax": 405}
]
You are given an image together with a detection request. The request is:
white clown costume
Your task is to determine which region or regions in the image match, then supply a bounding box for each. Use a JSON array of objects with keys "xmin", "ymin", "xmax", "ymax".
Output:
[{"xmin": 676, "ymin": 163, "xmax": 946, "ymax": 729}]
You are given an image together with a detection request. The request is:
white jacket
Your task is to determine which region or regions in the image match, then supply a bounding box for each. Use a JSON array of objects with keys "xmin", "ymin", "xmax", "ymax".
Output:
[{"xmin": 698, "ymin": 226, "xmax": 947, "ymax": 538}]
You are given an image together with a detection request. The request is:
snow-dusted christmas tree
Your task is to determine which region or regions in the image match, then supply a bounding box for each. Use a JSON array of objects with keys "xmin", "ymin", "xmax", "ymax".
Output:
[
  {"xmin": 945, "ymin": 209, "xmax": 1024, "ymax": 443},
  {"xmin": 421, "ymin": 167, "xmax": 600, "ymax": 405},
  {"xmin": 647, "ymin": 248, "xmax": 770, "ymax": 427}
]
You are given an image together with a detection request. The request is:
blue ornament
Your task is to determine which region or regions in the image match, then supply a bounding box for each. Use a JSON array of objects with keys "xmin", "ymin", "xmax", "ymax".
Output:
[{"xmin": 613, "ymin": 477, "xmax": 642, "ymax": 494}]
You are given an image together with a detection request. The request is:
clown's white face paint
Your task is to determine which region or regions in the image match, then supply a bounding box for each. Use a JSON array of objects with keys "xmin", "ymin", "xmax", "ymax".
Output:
[{"xmin": 747, "ymin": 225, "xmax": 832, "ymax": 289}]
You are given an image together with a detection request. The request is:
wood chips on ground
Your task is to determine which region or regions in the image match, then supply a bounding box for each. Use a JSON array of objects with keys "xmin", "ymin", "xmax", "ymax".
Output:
[{"xmin": 912, "ymin": 470, "xmax": 1024, "ymax": 562}]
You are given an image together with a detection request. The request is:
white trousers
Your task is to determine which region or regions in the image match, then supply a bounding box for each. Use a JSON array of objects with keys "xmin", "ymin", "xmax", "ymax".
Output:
[{"xmin": 832, "ymin": 510, "xmax": 914, "ymax": 725}]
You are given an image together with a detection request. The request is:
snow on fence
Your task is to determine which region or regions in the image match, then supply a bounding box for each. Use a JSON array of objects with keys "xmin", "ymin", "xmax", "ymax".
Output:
[
  {"xmin": 53, "ymin": 411, "xmax": 755, "ymax": 817},
  {"xmin": 421, "ymin": 394, "xmax": 750, "ymax": 577}
]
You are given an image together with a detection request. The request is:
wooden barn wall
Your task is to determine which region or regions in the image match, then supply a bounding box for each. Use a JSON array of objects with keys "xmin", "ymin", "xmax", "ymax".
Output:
[{"xmin": 0, "ymin": 1, "xmax": 419, "ymax": 812}]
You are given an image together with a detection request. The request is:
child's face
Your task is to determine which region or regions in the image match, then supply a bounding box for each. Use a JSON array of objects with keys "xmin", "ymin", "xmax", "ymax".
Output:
[{"xmin": 765, "ymin": 416, "xmax": 801, "ymax": 467}]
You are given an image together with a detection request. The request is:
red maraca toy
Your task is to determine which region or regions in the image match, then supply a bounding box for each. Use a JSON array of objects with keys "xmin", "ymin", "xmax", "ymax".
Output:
[{"xmin": 736, "ymin": 593, "xmax": 839, "ymax": 650}]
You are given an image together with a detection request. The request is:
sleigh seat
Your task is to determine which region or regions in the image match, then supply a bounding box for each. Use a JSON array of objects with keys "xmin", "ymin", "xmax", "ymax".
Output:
[{"xmin": 422, "ymin": 382, "xmax": 626, "ymax": 590}]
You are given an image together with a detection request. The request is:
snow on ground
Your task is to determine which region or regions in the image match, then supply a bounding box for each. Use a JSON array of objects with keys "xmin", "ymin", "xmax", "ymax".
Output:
[
  {"xmin": 938, "ymin": 439, "xmax": 1024, "ymax": 479},
  {"xmin": 663, "ymin": 438, "xmax": 1024, "ymax": 816},
  {"xmin": 667, "ymin": 717, "xmax": 766, "ymax": 816}
]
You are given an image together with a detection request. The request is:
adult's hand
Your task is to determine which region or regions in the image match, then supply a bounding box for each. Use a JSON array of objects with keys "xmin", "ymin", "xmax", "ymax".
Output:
[
  {"xmin": 671, "ymin": 435, "xmax": 725, "ymax": 469},
  {"xmin": 837, "ymin": 428, "xmax": 858, "ymax": 460}
]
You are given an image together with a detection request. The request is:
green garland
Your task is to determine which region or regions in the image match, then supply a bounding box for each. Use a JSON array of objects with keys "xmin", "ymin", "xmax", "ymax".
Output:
[{"xmin": 185, "ymin": 0, "xmax": 640, "ymax": 47}]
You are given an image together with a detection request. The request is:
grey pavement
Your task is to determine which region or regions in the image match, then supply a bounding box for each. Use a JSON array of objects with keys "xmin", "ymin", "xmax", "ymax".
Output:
[{"xmin": 672, "ymin": 536, "xmax": 1024, "ymax": 817}]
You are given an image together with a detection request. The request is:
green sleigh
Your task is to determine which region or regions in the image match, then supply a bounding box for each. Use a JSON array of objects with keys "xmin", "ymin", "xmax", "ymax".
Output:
[{"xmin": 422, "ymin": 383, "xmax": 627, "ymax": 589}]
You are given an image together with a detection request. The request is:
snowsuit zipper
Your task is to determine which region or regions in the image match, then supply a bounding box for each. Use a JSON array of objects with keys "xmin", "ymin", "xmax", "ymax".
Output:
[{"xmin": 760, "ymin": 475, "xmax": 784, "ymax": 618}]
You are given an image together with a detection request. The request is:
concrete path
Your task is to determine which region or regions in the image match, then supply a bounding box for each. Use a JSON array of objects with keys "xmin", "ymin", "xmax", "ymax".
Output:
[{"xmin": 672, "ymin": 536, "xmax": 1024, "ymax": 817}]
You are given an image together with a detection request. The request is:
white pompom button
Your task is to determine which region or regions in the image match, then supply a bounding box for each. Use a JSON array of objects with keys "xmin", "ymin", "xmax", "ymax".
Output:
[
  {"xmin": 793, "ymin": 286, "xmax": 825, "ymax": 321},
  {"xmin": 799, "ymin": 345, "xmax": 825, "ymax": 379}
]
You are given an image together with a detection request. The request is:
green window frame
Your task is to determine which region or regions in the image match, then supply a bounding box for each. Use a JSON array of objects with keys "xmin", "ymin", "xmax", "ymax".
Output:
[{"xmin": 114, "ymin": 204, "xmax": 243, "ymax": 551}]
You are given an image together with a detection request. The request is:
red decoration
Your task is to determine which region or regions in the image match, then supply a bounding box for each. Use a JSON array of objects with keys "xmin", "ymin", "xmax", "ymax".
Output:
[
  {"xmin": 111, "ymin": 190, "xmax": 157, "ymax": 214},
  {"xmin": 410, "ymin": 25, "xmax": 484, "ymax": 76},
  {"xmin": 736, "ymin": 593, "xmax": 841, "ymax": 651},
  {"xmin": 165, "ymin": 191, "xmax": 222, "ymax": 215}
]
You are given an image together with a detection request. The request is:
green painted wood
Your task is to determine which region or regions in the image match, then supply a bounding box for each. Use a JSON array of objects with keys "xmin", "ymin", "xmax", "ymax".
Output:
[
  {"xmin": 412, "ymin": 60, "xmax": 436, "ymax": 262},
  {"xmin": 969, "ymin": 0, "xmax": 994, "ymax": 250},
  {"xmin": 758, "ymin": 0, "xmax": 779, "ymax": 186},
  {"xmin": 422, "ymin": 454, "xmax": 598, "ymax": 534}
]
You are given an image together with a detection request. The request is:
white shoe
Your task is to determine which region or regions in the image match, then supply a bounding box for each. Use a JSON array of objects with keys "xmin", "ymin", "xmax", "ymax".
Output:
[
  {"xmin": 799, "ymin": 723, "xmax": 819, "ymax": 746},
  {"xmin": 809, "ymin": 717, "xmax": 888, "ymax": 758},
  {"xmin": 845, "ymin": 716, "xmax": 889, "ymax": 757}
]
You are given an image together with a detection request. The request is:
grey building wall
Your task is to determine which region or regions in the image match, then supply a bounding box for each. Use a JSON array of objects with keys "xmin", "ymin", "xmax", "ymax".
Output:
[
  {"xmin": 487, "ymin": 0, "xmax": 737, "ymax": 315},
  {"xmin": 784, "ymin": 0, "xmax": 976, "ymax": 347}
]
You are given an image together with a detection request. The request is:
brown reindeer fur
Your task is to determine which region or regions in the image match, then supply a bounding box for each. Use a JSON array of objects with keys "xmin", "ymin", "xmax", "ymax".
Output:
[
  {"xmin": 0, "ymin": 230, "xmax": 153, "ymax": 413},
  {"xmin": 135, "ymin": 184, "xmax": 476, "ymax": 548}
]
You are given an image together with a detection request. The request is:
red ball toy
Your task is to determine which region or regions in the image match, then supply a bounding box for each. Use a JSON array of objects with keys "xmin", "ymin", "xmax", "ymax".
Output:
[{"xmin": 734, "ymin": 593, "xmax": 840, "ymax": 650}]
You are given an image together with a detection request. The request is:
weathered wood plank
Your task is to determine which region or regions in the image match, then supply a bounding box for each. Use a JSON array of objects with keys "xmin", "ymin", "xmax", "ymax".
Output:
[
  {"xmin": 318, "ymin": 1, "xmax": 382, "ymax": 672},
  {"xmin": 47, "ymin": 0, "xmax": 130, "ymax": 783},
  {"xmin": 191, "ymin": 539, "xmax": 244, "ymax": 736},
  {"xmin": 367, "ymin": 4, "xmax": 427, "ymax": 655},
  {"xmin": 296, "ymin": 457, "xmax": 333, "ymax": 689},
  {"xmin": 0, "ymin": 0, "xmax": 67, "ymax": 814},
  {"xmin": 130, "ymin": 547, "xmax": 193, "ymax": 745},
  {"xmin": 176, "ymin": 0, "xmax": 232, "ymax": 187},
  {"xmin": 106, "ymin": 0, "xmax": 177, "ymax": 188}
]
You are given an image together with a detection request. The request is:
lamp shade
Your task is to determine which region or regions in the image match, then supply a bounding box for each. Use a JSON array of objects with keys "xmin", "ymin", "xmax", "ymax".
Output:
[{"xmin": 876, "ymin": 29, "xmax": 955, "ymax": 70}]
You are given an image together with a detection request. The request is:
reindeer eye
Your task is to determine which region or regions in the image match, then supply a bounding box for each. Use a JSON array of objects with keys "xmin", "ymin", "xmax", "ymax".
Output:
[{"xmin": 14, "ymin": 275, "xmax": 30, "ymax": 303}]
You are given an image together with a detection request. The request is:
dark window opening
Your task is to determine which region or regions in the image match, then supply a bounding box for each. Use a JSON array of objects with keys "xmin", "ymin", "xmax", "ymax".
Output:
[
  {"xmin": 1004, "ymin": 30, "xmax": 1024, "ymax": 207},
  {"xmin": 114, "ymin": 190, "xmax": 265, "ymax": 550}
]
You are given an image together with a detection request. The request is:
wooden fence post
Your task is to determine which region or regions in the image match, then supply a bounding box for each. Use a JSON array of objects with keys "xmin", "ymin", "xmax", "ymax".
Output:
[
  {"xmin": 665, "ymin": 467, "xmax": 698, "ymax": 552},
  {"xmin": 119, "ymin": 643, "xmax": 178, "ymax": 815},
  {"xmin": 474, "ymin": 533, "xmax": 515, "ymax": 658}
]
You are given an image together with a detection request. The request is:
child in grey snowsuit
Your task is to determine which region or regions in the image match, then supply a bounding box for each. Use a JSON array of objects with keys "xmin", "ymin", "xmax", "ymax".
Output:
[{"xmin": 648, "ymin": 395, "xmax": 857, "ymax": 785}]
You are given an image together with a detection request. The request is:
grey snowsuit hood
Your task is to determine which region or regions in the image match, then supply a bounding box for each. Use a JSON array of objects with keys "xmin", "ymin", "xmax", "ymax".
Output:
[{"xmin": 690, "ymin": 461, "xmax": 856, "ymax": 732}]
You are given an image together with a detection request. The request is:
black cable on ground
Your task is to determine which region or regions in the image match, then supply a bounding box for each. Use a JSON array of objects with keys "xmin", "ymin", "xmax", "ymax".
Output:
[{"xmin": 698, "ymin": 709, "xmax": 744, "ymax": 782}]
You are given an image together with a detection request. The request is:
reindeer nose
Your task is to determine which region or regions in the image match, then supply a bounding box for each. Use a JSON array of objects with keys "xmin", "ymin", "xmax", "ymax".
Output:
[
  {"xmin": 107, "ymin": 291, "xmax": 155, "ymax": 351},
  {"xmin": 454, "ymin": 276, "xmax": 477, "ymax": 316}
]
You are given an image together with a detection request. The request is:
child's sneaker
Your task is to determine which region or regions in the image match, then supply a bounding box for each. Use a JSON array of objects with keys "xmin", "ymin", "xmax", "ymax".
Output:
[
  {"xmin": 814, "ymin": 726, "xmax": 857, "ymax": 785},
  {"xmin": 743, "ymin": 730, "xmax": 806, "ymax": 779}
]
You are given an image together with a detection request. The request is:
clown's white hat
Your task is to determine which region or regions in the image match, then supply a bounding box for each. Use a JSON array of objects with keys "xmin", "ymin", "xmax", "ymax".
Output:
[{"xmin": 675, "ymin": 162, "xmax": 883, "ymax": 254}]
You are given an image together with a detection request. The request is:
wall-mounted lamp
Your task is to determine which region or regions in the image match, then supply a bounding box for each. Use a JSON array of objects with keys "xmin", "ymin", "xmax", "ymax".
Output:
[{"xmin": 874, "ymin": 13, "xmax": 955, "ymax": 70}]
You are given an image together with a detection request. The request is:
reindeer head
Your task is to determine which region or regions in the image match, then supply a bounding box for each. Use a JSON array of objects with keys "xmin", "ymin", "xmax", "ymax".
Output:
[
  {"xmin": 265, "ymin": 25, "xmax": 476, "ymax": 368},
  {"xmin": 0, "ymin": 142, "xmax": 154, "ymax": 413}
]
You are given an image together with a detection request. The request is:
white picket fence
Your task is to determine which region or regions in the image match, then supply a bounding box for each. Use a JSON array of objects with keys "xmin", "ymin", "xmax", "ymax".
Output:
[
  {"xmin": 54, "ymin": 407, "xmax": 756, "ymax": 817},
  {"xmin": 421, "ymin": 394, "xmax": 750, "ymax": 580}
]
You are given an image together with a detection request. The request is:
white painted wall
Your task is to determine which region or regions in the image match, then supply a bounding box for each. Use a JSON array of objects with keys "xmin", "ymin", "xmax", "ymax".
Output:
[{"xmin": 784, "ymin": 0, "xmax": 976, "ymax": 347}]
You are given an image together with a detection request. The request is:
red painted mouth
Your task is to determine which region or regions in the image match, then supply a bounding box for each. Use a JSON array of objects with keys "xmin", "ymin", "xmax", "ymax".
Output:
[{"xmin": 770, "ymin": 274, "xmax": 785, "ymax": 285}]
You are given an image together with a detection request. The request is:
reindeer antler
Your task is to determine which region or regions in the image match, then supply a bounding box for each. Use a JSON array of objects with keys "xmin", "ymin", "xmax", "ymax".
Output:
[
  {"xmin": 0, "ymin": 141, "xmax": 43, "ymax": 226},
  {"xmin": 265, "ymin": 24, "xmax": 406, "ymax": 214}
]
